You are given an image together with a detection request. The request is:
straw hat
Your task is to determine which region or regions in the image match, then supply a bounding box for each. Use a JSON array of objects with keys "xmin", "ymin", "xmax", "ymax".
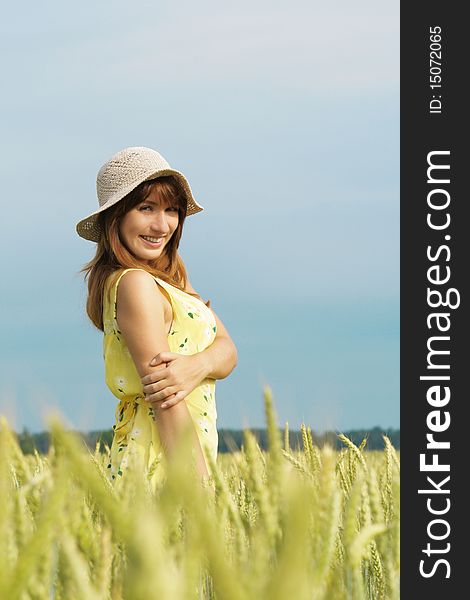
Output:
[{"xmin": 76, "ymin": 146, "xmax": 204, "ymax": 242}]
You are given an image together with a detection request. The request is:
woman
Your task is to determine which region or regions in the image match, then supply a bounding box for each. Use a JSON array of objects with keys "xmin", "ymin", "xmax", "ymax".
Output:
[{"xmin": 76, "ymin": 146, "xmax": 237, "ymax": 490}]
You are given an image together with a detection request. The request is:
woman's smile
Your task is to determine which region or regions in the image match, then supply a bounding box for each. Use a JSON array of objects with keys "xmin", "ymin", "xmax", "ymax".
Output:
[
  {"xmin": 119, "ymin": 187, "xmax": 179, "ymax": 263},
  {"xmin": 140, "ymin": 235, "xmax": 165, "ymax": 247}
]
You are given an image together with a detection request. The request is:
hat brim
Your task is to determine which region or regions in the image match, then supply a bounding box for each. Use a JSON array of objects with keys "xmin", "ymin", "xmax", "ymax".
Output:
[{"xmin": 76, "ymin": 169, "xmax": 203, "ymax": 242}]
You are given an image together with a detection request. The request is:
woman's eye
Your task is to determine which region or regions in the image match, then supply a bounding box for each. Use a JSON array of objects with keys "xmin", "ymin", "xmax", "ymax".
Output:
[{"xmin": 139, "ymin": 205, "xmax": 177, "ymax": 212}]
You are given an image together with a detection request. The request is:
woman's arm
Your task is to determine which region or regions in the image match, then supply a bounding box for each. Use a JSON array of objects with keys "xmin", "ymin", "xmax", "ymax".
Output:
[
  {"xmin": 184, "ymin": 277, "xmax": 238, "ymax": 379},
  {"xmin": 116, "ymin": 269, "xmax": 209, "ymax": 479},
  {"xmin": 195, "ymin": 309, "xmax": 238, "ymax": 380},
  {"xmin": 141, "ymin": 280, "xmax": 237, "ymax": 406},
  {"xmin": 141, "ymin": 311, "xmax": 237, "ymax": 408}
]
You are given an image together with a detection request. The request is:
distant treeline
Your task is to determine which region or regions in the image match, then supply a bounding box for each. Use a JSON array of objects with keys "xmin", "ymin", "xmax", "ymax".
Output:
[{"xmin": 16, "ymin": 426, "xmax": 399, "ymax": 454}]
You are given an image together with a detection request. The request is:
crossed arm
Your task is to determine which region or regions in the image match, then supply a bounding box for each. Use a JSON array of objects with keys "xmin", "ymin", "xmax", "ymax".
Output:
[
  {"xmin": 116, "ymin": 270, "xmax": 213, "ymax": 477},
  {"xmin": 141, "ymin": 299, "xmax": 238, "ymax": 408}
]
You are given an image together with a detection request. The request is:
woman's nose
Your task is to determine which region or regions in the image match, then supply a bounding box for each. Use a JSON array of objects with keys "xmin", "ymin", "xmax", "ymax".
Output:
[{"xmin": 150, "ymin": 210, "xmax": 171, "ymax": 232}]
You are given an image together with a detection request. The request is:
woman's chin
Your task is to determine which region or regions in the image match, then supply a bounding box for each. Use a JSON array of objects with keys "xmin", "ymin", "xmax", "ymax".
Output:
[{"xmin": 134, "ymin": 250, "xmax": 167, "ymax": 267}]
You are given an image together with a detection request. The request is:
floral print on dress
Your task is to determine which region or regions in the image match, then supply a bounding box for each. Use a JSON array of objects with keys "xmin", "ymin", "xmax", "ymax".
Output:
[{"xmin": 102, "ymin": 268, "xmax": 218, "ymax": 491}]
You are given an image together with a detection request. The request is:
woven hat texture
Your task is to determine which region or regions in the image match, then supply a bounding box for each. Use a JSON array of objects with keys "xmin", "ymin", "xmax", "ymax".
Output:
[{"xmin": 76, "ymin": 147, "xmax": 203, "ymax": 242}]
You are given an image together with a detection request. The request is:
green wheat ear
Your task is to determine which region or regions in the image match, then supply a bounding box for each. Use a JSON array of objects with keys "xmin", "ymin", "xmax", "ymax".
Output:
[
  {"xmin": 283, "ymin": 421, "xmax": 290, "ymax": 452},
  {"xmin": 263, "ymin": 385, "xmax": 283, "ymax": 488},
  {"xmin": 0, "ymin": 389, "xmax": 400, "ymax": 600}
]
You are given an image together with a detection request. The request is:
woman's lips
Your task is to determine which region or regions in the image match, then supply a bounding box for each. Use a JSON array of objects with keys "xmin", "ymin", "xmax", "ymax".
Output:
[{"xmin": 140, "ymin": 235, "xmax": 164, "ymax": 247}]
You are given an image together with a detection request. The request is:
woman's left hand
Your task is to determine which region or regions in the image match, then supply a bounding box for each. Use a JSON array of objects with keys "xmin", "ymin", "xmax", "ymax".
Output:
[{"xmin": 140, "ymin": 352, "xmax": 209, "ymax": 409}]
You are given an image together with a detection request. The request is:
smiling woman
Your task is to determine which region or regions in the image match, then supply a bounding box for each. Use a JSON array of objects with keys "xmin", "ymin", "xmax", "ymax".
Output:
[
  {"xmin": 118, "ymin": 189, "xmax": 180, "ymax": 264},
  {"xmin": 76, "ymin": 147, "xmax": 237, "ymax": 491}
]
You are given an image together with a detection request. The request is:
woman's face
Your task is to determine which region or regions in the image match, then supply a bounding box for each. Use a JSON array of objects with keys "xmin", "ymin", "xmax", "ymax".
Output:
[{"xmin": 118, "ymin": 187, "xmax": 179, "ymax": 264}]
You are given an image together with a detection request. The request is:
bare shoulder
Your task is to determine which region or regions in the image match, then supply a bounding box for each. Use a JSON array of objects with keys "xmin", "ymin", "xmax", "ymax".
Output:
[
  {"xmin": 117, "ymin": 268, "xmax": 155, "ymax": 290},
  {"xmin": 117, "ymin": 269, "xmax": 164, "ymax": 313},
  {"xmin": 113, "ymin": 269, "xmax": 171, "ymax": 376}
]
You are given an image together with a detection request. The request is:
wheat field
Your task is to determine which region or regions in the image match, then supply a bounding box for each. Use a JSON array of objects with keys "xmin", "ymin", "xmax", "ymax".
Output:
[{"xmin": 0, "ymin": 388, "xmax": 400, "ymax": 599}]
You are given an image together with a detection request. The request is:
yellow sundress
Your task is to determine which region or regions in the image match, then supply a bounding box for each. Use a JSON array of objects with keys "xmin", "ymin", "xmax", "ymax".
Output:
[{"xmin": 102, "ymin": 267, "xmax": 218, "ymax": 491}]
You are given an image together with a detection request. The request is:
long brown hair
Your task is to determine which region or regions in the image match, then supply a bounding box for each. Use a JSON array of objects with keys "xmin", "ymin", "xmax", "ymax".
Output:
[{"xmin": 80, "ymin": 176, "xmax": 199, "ymax": 331}]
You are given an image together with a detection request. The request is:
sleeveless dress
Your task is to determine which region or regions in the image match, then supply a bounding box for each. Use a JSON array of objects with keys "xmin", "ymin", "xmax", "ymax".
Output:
[{"xmin": 102, "ymin": 267, "xmax": 218, "ymax": 491}]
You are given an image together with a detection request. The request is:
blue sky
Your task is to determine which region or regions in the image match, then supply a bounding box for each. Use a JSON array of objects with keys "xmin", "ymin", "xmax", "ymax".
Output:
[{"xmin": 0, "ymin": 0, "xmax": 399, "ymax": 433}]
